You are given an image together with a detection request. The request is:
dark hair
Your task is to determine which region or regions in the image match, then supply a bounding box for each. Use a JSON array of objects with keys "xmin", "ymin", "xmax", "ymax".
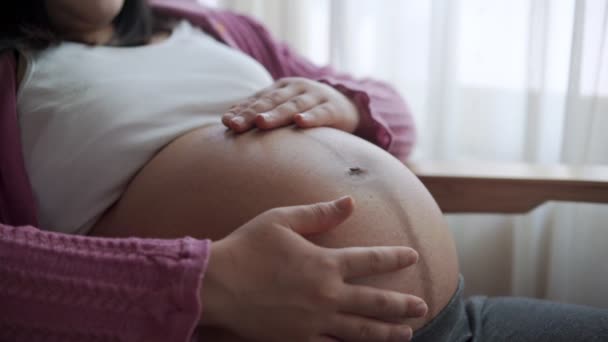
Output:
[{"xmin": 0, "ymin": 0, "xmax": 168, "ymax": 52}]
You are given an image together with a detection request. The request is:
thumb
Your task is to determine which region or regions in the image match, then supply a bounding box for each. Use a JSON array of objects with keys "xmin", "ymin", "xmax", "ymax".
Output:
[{"xmin": 280, "ymin": 196, "xmax": 355, "ymax": 236}]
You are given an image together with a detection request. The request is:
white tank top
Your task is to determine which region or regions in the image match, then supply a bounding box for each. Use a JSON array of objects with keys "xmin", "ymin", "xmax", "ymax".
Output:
[{"xmin": 17, "ymin": 20, "xmax": 274, "ymax": 234}]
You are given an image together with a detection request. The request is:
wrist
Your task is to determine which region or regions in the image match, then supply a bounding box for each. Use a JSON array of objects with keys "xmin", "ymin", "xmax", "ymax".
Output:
[
  {"xmin": 348, "ymin": 101, "xmax": 362, "ymax": 133},
  {"xmin": 325, "ymin": 83, "xmax": 360, "ymax": 133},
  {"xmin": 342, "ymin": 96, "xmax": 361, "ymax": 133},
  {"xmin": 199, "ymin": 239, "xmax": 231, "ymax": 327}
]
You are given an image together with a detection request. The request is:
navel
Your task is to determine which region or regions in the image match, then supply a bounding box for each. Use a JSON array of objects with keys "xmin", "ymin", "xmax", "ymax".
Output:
[{"xmin": 347, "ymin": 167, "xmax": 367, "ymax": 176}]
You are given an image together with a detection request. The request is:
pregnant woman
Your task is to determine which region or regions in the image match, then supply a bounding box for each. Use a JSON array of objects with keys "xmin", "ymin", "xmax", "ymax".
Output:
[
  {"xmin": 2, "ymin": 0, "xmax": 456, "ymax": 341},
  {"xmin": 4, "ymin": 1, "xmax": 608, "ymax": 341},
  {"xmin": 3, "ymin": 0, "xmax": 458, "ymax": 341}
]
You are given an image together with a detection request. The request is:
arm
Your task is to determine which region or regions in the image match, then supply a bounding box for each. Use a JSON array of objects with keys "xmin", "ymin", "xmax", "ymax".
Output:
[
  {"xmin": 215, "ymin": 11, "xmax": 417, "ymax": 160},
  {"xmin": 0, "ymin": 52, "xmax": 38, "ymax": 226},
  {"xmin": 0, "ymin": 223, "xmax": 209, "ymax": 342},
  {"xmin": 1, "ymin": 202, "xmax": 427, "ymax": 342}
]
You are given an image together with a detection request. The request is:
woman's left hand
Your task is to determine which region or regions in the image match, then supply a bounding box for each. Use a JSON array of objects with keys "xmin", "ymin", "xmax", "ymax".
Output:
[{"xmin": 222, "ymin": 77, "xmax": 361, "ymax": 134}]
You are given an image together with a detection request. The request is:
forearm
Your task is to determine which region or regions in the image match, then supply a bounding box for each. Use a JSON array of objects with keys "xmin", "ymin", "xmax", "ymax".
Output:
[{"xmin": 0, "ymin": 223, "xmax": 209, "ymax": 342}]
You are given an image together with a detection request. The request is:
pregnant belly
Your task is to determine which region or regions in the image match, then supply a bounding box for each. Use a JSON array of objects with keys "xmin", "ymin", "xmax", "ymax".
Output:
[{"xmin": 90, "ymin": 124, "xmax": 459, "ymax": 337}]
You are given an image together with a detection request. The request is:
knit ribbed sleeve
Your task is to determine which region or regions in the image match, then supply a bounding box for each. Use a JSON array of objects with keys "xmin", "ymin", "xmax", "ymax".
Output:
[{"xmin": 0, "ymin": 224, "xmax": 210, "ymax": 342}]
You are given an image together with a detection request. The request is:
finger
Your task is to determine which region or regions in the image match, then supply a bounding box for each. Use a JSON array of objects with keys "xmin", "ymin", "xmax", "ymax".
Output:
[
  {"xmin": 337, "ymin": 247, "xmax": 419, "ymax": 279},
  {"xmin": 294, "ymin": 103, "xmax": 334, "ymax": 128},
  {"xmin": 229, "ymin": 85, "xmax": 281, "ymax": 119},
  {"xmin": 276, "ymin": 196, "xmax": 355, "ymax": 236},
  {"xmin": 222, "ymin": 79, "xmax": 289, "ymax": 123},
  {"xmin": 246, "ymin": 85, "xmax": 292, "ymax": 114},
  {"xmin": 256, "ymin": 94, "xmax": 322, "ymax": 130},
  {"xmin": 247, "ymin": 96, "xmax": 276, "ymax": 115},
  {"xmin": 249, "ymin": 86, "xmax": 300, "ymax": 114},
  {"xmin": 339, "ymin": 286, "xmax": 427, "ymax": 320},
  {"xmin": 325, "ymin": 314, "xmax": 413, "ymax": 342},
  {"xmin": 228, "ymin": 88, "xmax": 301, "ymax": 133},
  {"xmin": 226, "ymin": 108, "xmax": 259, "ymax": 133},
  {"xmin": 222, "ymin": 100, "xmax": 256, "ymax": 130},
  {"xmin": 222, "ymin": 104, "xmax": 246, "ymax": 126},
  {"xmin": 221, "ymin": 113, "xmax": 235, "ymax": 127},
  {"xmin": 221, "ymin": 82, "xmax": 285, "ymax": 131}
]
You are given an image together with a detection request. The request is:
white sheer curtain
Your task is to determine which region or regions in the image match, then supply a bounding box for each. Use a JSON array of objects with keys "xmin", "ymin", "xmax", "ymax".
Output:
[{"xmin": 200, "ymin": 0, "xmax": 608, "ymax": 307}]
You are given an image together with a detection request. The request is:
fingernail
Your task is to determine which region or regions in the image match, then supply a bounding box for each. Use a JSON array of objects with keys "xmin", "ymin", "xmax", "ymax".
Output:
[
  {"xmin": 259, "ymin": 113, "xmax": 271, "ymax": 121},
  {"xmin": 223, "ymin": 113, "xmax": 235, "ymax": 120},
  {"xmin": 334, "ymin": 196, "xmax": 352, "ymax": 210},
  {"xmin": 402, "ymin": 326, "xmax": 413, "ymax": 341},
  {"xmin": 408, "ymin": 250, "xmax": 419, "ymax": 265},
  {"xmin": 231, "ymin": 116, "xmax": 244, "ymax": 126},
  {"xmin": 298, "ymin": 113, "xmax": 311, "ymax": 121},
  {"xmin": 414, "ymin": 301, "xmax": 428, "ymax": 317}
]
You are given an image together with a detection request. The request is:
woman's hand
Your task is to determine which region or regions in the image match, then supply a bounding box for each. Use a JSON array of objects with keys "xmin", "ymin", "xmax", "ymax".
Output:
[
  {"xmin": 222, "ymin": 77, "xmax": 361, "ymax": 134},
  {"xmin": 200, "ymin": 196, "xmax": 427, "ymax": 342}
]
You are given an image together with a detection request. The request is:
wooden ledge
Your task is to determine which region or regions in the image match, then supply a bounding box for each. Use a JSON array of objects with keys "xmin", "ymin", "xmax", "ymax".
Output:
[{"xmin": 406, "ymin": 161, "xmax": 608, "ymax": 213}]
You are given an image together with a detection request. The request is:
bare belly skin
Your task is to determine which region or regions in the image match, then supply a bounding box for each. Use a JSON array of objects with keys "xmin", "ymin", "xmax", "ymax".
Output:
[{"xmin": 90, "ymin": 124, "xmax": 459, "ymax": 340}]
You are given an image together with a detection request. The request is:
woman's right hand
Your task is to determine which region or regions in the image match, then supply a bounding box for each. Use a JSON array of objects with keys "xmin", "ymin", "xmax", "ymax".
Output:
[{"xmin": 200, "ymin": 196, "xmax": 427, "ymax": 342}]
